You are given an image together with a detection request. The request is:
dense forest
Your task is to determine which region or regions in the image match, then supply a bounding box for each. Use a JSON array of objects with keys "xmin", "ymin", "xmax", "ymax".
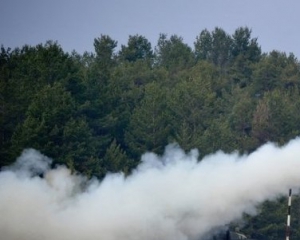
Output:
[{"xmin": 1, "ymin": 27, "xmax": 300, "ymax": 239}]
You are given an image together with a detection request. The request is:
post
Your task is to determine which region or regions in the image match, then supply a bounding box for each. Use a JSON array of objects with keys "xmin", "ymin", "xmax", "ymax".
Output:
[{"xmin": 286, "ymin": 188, "xmax": 292, "ymax": 240}]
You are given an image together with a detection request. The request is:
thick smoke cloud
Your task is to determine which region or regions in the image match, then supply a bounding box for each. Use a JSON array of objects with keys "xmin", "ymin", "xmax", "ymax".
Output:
[{"xmin": 1, "ymin": 138, "xmax": 300, "ymax": 240}]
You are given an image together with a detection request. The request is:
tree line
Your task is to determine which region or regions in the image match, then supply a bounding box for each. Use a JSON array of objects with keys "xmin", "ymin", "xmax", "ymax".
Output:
[{"xmin": 1, "ymin": 27, "xmax": 300, "ymax": 239}]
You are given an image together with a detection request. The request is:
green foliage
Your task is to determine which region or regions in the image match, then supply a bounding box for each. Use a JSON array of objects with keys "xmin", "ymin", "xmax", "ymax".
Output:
[
  {"xmin": 102, "ymin": 139, "xmax": 132, "ymax": 175},
  {"xmin": 155, "ymin": 34, "xmax": 195, "ymax": 72},
  {"xmin": 0, "ymin": 42, "xmax": 78, "ymax": 166},
  {"xmin": 94, "ymin": 35, "xmax": 117, "ymax": 67},
  {"xmin": 228, "ymin": 88, "xmax": 257, "ymax": 152},
  {"xmin": 11, "ymin": 82, "xmax": 76, "ymax": 159},
  {"xmin": 118, "ymin": 35, "xmax": 153, "ymax": 63},
  {"xmin": 251, "ymin": 88, "xmax": 300, "ymax": 145},
  {"xmin": 167, "ymin": 63, "xmax": 217, "ymax": 151},
  {"xmin": 61, "ymin": 117, "xmax": 102, "ymax": 177},
  {"xmin": 200, "ymin": 116, "xmax": 238, "ymax": 155},
  {"xmin": 2, "ymin": 27, "xmax": 300, "ymax": 173},
  {"xmin": 195, "ymin": 27, "xmax": 232, "ymax": 70},
  {"xmin": 251, "ymin": 51, "xmax": 300, "ymax": 95},
  {"xmin": 231, "ymin": 27, "xmax": 261, "ymax": 62},
  {"xmin": 0, "ymin": 46, "xmax": 13, "ymax": 166},
  {"xmin": 125, "ymin": 82, "xmax": 170, "ymax": 157},
  {"xmin": 195, "ymin": 27, "xmax": 261, "ymax": 78},
  {"xmin": 92, "ymin": 35, "xmax": 117, "ymax": 86}
]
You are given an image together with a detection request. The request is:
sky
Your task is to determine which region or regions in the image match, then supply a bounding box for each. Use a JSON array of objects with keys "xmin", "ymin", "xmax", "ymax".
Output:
[{"xmin": 1, "ymin": 0, "xmax": 300, "ymax": 58}]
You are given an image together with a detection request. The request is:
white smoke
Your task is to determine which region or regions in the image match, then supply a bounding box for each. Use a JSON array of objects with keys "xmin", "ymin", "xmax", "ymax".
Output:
[
  {"xmin": 5, "ymin": 148, "xmax": 52, "ymax": 176},
  {"xmin": 1, "ymin": 138, "xmax": 300, "ymax": 240}
]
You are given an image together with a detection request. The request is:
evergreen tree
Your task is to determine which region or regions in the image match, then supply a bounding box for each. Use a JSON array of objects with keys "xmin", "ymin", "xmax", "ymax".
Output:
[
  {"xmin": 231, "ymin": 27, "xmax": 261, "ymax": 62},
  {"xmin": 195, "ymin": 27, "xmax": 232, "ymax": 71},
  {"xmin": 125, "ymin": 82, "xmax": 170, "ymax": 158},
  {"xmin": 0, "ymin": 42, "xmax": 78, "ymax": 166},
  {"xmin": 118, "ymin": 35, "xmax": 153, "ymax": 63},
  {"xmin": 108, "ymin": 60, "xmax": 157, "ymax": 147},
  {"xmin": 229, "ymin": 27, "xmax": 261, "ymax": 88},
  {"xmin": 228, "ymin": 88, "xmax": 257, "ymax": 152},
  {"xmin": 10, "ymin": 82, "xmax": 76, "ymax": 160},
  {"xmin": 251, "ymin": 89, "xmax": 300, "ymax": 146},
  {"xmin": 194, "ymin": 29, "xmax": 213, "ymax": 62},
  {"xmin": 155, "ymin": 34, "xmax": 195, "ymax": 73},
  {"xmin": 62, "ymin": 117, "xmax": 102, "ymax": 177},
  {"xmin": 80, "ymin": 35, "xmax": 118, "ymax": 159},
  {"xmin": 167, "ymin": 61, "xmax": 222, "ymax": 153},
  {"xmin": 102, "ymin": 139, "xmax": 132, "ymax": 175},
  {"xmin": 0, "ymin": 46, "xmax": 13, "ymax": 166}
]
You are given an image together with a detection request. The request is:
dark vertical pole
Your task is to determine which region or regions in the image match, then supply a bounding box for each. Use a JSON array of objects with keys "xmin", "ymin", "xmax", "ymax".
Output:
[{"xmin": 286, "ymin": 188, "xmax": 292, "ymax": 240}]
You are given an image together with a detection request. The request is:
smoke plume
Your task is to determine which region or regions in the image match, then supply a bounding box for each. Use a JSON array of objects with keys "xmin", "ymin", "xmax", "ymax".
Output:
[{"xmin": 1, "ymin": 138, "xmax": 300, "ymax": 240}]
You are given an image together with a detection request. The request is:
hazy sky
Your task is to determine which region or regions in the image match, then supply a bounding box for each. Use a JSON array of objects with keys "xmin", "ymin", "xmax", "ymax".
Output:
[{"xmin": 1, "ymin": 0, "xmax": 299, "ymax": 57}]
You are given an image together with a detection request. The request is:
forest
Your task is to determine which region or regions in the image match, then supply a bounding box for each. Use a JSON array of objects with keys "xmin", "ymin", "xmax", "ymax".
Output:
[{"xmin": 1, "ymin": 27, "xmax": 300, "ymax": 239}]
